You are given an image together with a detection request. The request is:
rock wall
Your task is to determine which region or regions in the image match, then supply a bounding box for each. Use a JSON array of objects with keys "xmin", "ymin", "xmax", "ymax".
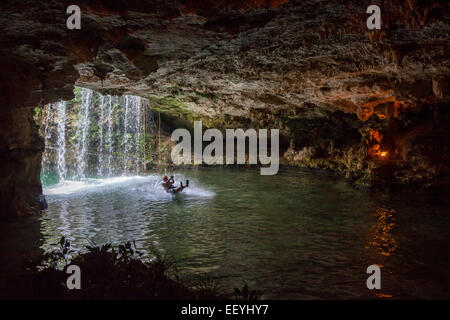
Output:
[
  {"xmin": 150, "ymin": 101, "xmax": 450, "ymax": 191},
  {"xmin": 0, "ymin": 0, "xmax": 449, "ymax": 218},
  {"xmin": 0, "ymin": 108, "xmax": 44, "ymax": 219},
  {"xmin": 281, "ymin": 103, "xmax": 450, "ymax": 189}
]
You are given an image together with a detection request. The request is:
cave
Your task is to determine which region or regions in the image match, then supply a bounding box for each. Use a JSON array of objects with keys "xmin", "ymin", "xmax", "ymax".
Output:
[{"xmin": 0, "ymin": 0, "xmax": 449, "ymax": 300}]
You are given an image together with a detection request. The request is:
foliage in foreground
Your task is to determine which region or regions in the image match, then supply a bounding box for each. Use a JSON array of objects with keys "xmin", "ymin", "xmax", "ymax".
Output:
[
  {"xmin": 10, "ymin": 237, "xmax": 261, "ymax": 300},
  {"xmin": 21, "ymin": 237, "xmax": 224, "ymax": 299}
]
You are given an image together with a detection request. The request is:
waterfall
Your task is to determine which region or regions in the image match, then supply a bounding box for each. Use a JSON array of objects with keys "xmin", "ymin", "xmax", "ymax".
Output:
[
  {"xmin": 135, "ymin": 96, "xmax": 141, "ymax": 173},
  {"xmin": 97, "ymin": 95, "xmax": 105, "ymax": 176},
  {"xmin": 56, "ymin": 101, "xmax": 67, "ymax": 180},
  {"xmin": 123, "ymin": 95, "xmax": 131, "ymax": 174},
  {"xmin": 75, "ymin": 88, "xmax": 92, "ymax": 179},
  {"xmin": 122, "ymin": 95, "xmax": 142, "ymax": 174},
  {"xmin": 40, "ymin": 87, "xmax": 147, "ymax": 184},
  {"xmin": 106, "ymin": 95, "xmax": 114, "ymax": 176},
  {"xmin": 41, "ymin": 104, "xmax": 52, "ymax": 173}
]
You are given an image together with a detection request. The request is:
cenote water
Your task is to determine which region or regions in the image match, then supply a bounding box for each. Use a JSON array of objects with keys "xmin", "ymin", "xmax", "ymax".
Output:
[{"xmin": 11, "ymin": 167, "xmax": 442, "ymax": 299}]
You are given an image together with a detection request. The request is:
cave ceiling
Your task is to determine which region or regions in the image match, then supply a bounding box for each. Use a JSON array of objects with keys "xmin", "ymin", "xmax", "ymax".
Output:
[{"xmin": 0, "ymin": 0, "xmax": 448, "ymax": 124}]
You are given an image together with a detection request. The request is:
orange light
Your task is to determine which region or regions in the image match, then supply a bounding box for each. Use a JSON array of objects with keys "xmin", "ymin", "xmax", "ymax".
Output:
[{"xmin": 366, "ymin": 129, "xmax": 389, "ymax": 158}]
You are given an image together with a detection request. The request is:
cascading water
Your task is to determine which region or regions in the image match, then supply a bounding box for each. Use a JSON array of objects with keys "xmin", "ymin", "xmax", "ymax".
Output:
[
  {"xmin": 75, "ymin": 88, "xmax": 92, "ymax": 180},
  {"xmin": 135, "ymin": 96, "xmax": 141, "ymax": 173},
  {"xmin": 56, "ymin": 101, "xmax": 67, "ymax": 180},
  {"xmin": 41, "ymin": 104, "xmax": 52, "ymax": 174},
  {"xmin": 123, "ymin": 95, "xmax": 131, "ymax": 174},
  {"xmin": 106, "ymin": 95, "xmax": 114, "ymax": 177},
  {"xmin": 40, "ymin": 87, "xmax": 148, "ymax": 186},
  {"xmin": 97, "ymin": 95, "xmax": 105, "ymax": 176}
]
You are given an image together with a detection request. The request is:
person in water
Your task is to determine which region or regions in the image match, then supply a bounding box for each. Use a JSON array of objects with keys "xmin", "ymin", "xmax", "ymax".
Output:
[{"xmin": 161, "ymin": 175, "xmax": 189, "ymax": 194}]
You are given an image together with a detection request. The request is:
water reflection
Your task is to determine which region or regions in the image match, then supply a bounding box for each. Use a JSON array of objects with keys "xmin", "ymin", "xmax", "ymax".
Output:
[
  {"xmin": 34, "ymin": 168, "xmax": 450, "ymax": 299},
  {"xmin": 59, "ymin": 200, "xmax": 70, "ymax": 238},
  {"xmin": 368, "ymin": 207, "xmax": 399, "ymax": 256}
]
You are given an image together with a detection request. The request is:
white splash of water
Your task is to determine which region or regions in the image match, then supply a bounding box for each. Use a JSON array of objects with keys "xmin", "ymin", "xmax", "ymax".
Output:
[
  {"xmin": 44, "ymin": 176, "xmax": 146, "ymax": 196},
  {"xmin": 45, "ymin": 174, "xmax": 215, "ymax": 200}
]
